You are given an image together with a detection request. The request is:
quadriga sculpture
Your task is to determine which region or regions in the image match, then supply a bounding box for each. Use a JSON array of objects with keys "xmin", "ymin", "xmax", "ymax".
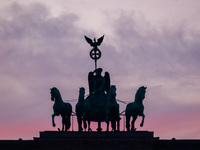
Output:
[
  {"xmin": 125, "ymin": 86, "xmax": 147, "ymax": 131},
  {"xmin": 50, "ymin": 87, "xmax": 72, "ymax": 131},
  {"xmin": 105, "ymin": 85, "xmax": 120, "ymax": 131},
  {"xmin": 75, "ymin": 87, "xmax": 85, "ymax": 132}
]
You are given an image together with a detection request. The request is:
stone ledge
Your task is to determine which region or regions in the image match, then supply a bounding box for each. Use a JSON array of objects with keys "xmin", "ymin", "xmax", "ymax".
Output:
[{"xmin": 34, "ymin": 131, "xmax": 159, "ymax": 140}]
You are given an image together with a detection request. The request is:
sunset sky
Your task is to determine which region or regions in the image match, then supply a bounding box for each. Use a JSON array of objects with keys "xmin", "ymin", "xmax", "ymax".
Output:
[{"xmin": 0, "ymin": 0, "xmax": 200, "ymax": 140}]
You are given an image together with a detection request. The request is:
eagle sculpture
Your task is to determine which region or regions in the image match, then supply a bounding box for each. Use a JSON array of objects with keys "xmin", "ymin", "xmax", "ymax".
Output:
[{"xmin": 84, "ymin": 35, "xmax": 104, "ymax": 49}]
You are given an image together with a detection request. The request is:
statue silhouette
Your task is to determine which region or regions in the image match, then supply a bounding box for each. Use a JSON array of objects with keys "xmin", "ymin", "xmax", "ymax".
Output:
[
  {"xmin": 88, "ymin": 68, "xmax": 110, "ymax": 95},
  {"xmin": 78, "ymin": 68, "xmax": 112, "ymax": 132},
  {"xmin": 125, "ymin": 86, "xmax": 147, "ymax": 131},
  {"xmin": 50, "ymin": 87, "xmax": 72, "ymax": 131},
  {"xmin": 84, "ymin": 35, "xmax": 104, "ymax": 69},
  {"xmin": 75, "ymin": 87, "xmax": 85, "ymax": 132},
  {"xmin": 84, "ymin": 35, "xmax": 104, "ymax": 49},
  {"xmin": 105, "ymin": 85, "xmax": 120, "ymax": 131}
]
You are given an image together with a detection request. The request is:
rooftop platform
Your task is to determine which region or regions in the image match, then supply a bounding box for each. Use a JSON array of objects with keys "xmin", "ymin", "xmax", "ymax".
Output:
[{"xmin": 35, "ymin": 131, "xmax": 158, "ymax": 140}]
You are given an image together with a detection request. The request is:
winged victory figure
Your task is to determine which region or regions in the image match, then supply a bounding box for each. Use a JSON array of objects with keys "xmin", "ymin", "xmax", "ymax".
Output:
[{"xmin": 88, "ymin": 68, "xmax": 110, "ymax": 96}]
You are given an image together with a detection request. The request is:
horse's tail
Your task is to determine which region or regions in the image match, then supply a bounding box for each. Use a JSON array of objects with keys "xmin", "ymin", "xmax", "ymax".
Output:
[
  {"xmin": 66, "ymin": 103, "xmax": 72, "ymax": 130},
  {"xmin": 125, "ymin": 103, "xmax": 132, "ymax": 116},
  {"xmin": 66, "ymin": 116, "xmax": 71, "ymax": 130}
]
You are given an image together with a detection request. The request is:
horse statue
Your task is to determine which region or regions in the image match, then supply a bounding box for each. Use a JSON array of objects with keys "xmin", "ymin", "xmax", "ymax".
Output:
[
  {"xmin": 50, "ymin": 87, "xmax": 72, "ymax": 131},
  {"xmin": 125, "ymin": 86, "xmax": 147, "ymax": 131},
  {"xmin": 105, "ymin": 85, "xmax": 120, "ymax": 131},
  {"xmin": 75, "ymin": 87, "xmax": 85, "ymax": 132},
  {"xmin": 82, "ymin": 68, "xmax": 111, "ymax": 132}
]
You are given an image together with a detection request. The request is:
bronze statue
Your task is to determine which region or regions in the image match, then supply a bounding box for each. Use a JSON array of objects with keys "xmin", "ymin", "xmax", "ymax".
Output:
[
  {"xmin": 84, "ymin": 35, "xmax": 104, "ymax": 69},
  {"xmin": 81, "ymin": 35, "xmax": 121, "ymax": 132},
  {"xmin": 88, "ymin": 68, "xmax": 110, "ymax": 95},
  {"xmin": 75, "ymin": 87, "xmax": 85, "ymax": 132},
  {"xmin": 105, "ymin": 85, "xmax": 120, "ymax": 131},
  {"xmin": 84, "ymin": 35, "xmax": 104, "ymax": 49},
  {"xmin": 50, "ymin": 87, "xmax": 72, "ymax": 131},
  {"xmin": 125, "ymin": 86, "xmax": 147, "ymax": 131},
  {"xmin": 80, "ymin": 68, "xmax": 111, "ymax": 132},
  {"xmin": 47, "ymin": 35, "xmax": 150, "ymax": 133}
]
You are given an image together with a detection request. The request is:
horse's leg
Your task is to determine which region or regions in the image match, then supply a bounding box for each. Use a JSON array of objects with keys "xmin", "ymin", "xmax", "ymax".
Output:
[
  {"xmin": 131, "ymin": 115, "xmax": 137, "ymax": 131},
  {"xmin": 52, "ymin": 113, "xmax": 56, "ymax": 127},
  {"xmin": 106, "ymin": 120, "xmax": 109, "ymax": 132},
  {"xmin": 83, "ymin": 120, "xmax": 87, "ymax": 131},
  {"xmin": 65, "ymin": 114, "xmax": 71, "ymax": 131},
  {"xmin": 88, "ymin": 120, "xmax": 92, "ymax": 132},
  {"xmin": 97, "ymin": 121, "xmax": 102, "ymax": 132},
  {"xmin": 106, "ymin": 113, "xmax": 109, "ymax": 132},
  {"xmin": 77, "ymin": 115, "xmax": 83, "ymax": 132},
  {"xmin": 83, "ymin": 112, "xmax": 87, "ymax": 131},
  {"xmin": 140, "ymin": 113, "xmax": 145, "ymax": 127},
  {"xmin": 111, "ymin": 120, "xmax": 116, "ymax": 132},
  {"xmin": 117, "ymin": 115, "xmax": 121, "ymax": 131},
  {"xmin": 126, "ymin": 115, "xmax": 131, "ymax": 131},
  {"xmin": 61, "ymin": 115, "xmax": 65, "ymax": 131},
  {"xmin": 117, "ymin": 119, "xmax": 120, "ymax": 131}
]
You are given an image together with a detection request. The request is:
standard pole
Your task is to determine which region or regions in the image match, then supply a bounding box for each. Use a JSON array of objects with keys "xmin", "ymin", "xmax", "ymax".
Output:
[{"xmin": 95, "ymin": 59, "xmax": 97, "ymax": 70}]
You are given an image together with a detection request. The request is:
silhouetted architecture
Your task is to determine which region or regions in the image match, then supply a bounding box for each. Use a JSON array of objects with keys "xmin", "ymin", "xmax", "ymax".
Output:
[{"xmin": 1, "ymin": 132, "xmax": 200, "ymax": 150}]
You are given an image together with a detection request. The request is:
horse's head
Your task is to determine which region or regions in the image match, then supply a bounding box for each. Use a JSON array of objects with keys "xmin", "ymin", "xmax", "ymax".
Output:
[
  {"xmin": 79, "ymin": 87, "xmax": 85, "ymax": 96},
  {"xmin": 109, "ymin": 85, "xmax": 117, "ymax": 97},
  {"xmin": 135, "ymin": 86, "xmax": 147, "ymax": 101},
  {"xmin": 50, "ymin": 87, "xmax": 60, "ymax": 101}
]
